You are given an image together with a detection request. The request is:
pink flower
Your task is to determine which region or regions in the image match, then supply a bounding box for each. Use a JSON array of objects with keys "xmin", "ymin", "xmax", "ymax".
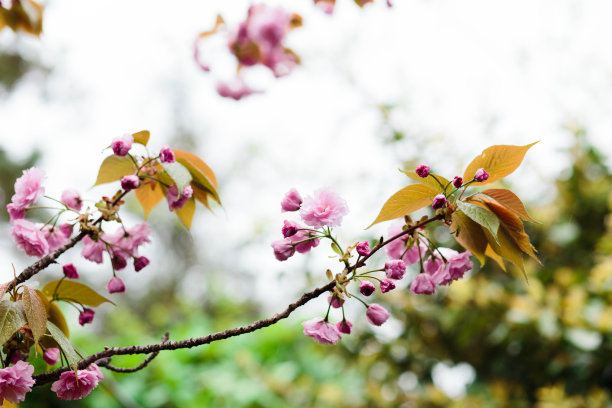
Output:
[
  {"xmin": 271, "ymin": 238, "xmax": 295, "ymax": 261},
  {"xmin": 166, "ymin": 184, "xmax": 193, "ymax": 211},
  {"xmin": 81, "ymin": 236, "xmax": 106, "ymax": 264},
  {"xmin": 366, "ymin": 304, "xmax": 389, "ymax": 326},
  {"xmin": 216, "ymin": 78, "xmax": 261, "ymax": 100},
  {"xmin": 43, "ymin": 225, "xmax": 68, "ymax": 253},
  {"xmin": 410, "ymin": 274, "xmax": 436, "ymax": 295},
  {"xmin": 281, "ymin": 188, "xmax": 302, "ymax": 212},
  {"xmin": 6, "ymin": 203, "xmax": 25, "ymax": 222},
  {"xmin": 356, "ymin": 241, "xmax": 370, "ymax": 257},
  {"xmin": 111, "ymin": 134, "xmax": 133, "ymax": 156},
  {"xmin": 61, "ymin": 189, "xmax": 82, "ymax": 211},
  {"xmin": 43, "ymin": 348, "xmax": 60, "ymax": 365},
  {"xmin": 282, "ymin": 220, "xmax": 299, "ymax": 238},
  {"xmin": 159, "ymin": 146, "xmax": 175, "ymax": 164},
  {"xmin": 289, "ymin": 230, "xmax": 320, "ymax": 254},
  {"xmin": 328, "ymin": 295, "xmax": 344, "ymax": 309},
  {"xmin": 88, "ymin": 364, "xmax": 104, "ymax": 382},
  {"xmin": 427, "ymin": 248, "xmax": 473, "ymax": 286},
  {"xmin": 474, "ymin": 168, "xmax": 489, "ymax": 182},
  {"xmin": 432, "ymin": 194, "xmax": 447, "ymax": 210},
  {"xmin": 59, "ymin": 223, "xmax": 74, "ymax": 238},
  {"xmin": 106, "ymin": 277, "xmax": 126, "ymax": 294},
  {"xmin": 415, "ymin": 165, "xmax": 430, "ymax": 178},
  {"xmin": 302, "ymin": 318, "xmax": 342, "ymax": 344},
  {"xmin": 9, "ymin": 167, "xmax": 45, "ymax": 209},
  {"xmin": 385, "ymin": 259, "xmax": 406, "ymax": 280},
  {"xmin": 385, "ymin": 222, "xmax": 427, "ymax": 265},
  {"xmin": 11, "ymin": 219, "xmax": 49, "ymax": 257},
  {"xmin": 111, "ymin": 255, "xmax": 128, "ymax": 271},
  {"xmin": 120, "ymin": 175, "xmax": 140, "ymax": 191},
  {"xmin": 134, "ymin": 256, "xmax": 150, "ymax": 272},
  {"xmin": 79, "ymin": 309, "xmax": 95, "ymax": 326},
  {"xmin": 102, "ymin": 223, "xmax": 152, "ymax": 268},
  {"xmin": 447, "ymin": 250, "xmax": 473, "ymax": 280},
  {"xmin": 0, "ymin": 361, "xmax": 35, "ymax": 403},
  {"xmin": 300, "ymin": 188, "xmax": 349, "ymax": 228},
  {"xmin": 50, "ymin": 366, "xmax": 101, "ymax": 400},
  {"xmin": 313, "ymin": 0, "xmax": 335, "ymax": 14},
  {"xmin": 453, "ymin": 176, "xmax": 463, "ymax": 188},
  {"xmin": 62, "ymin": 263, "xmax": 79, "ymax": 279},
  {"xmin": 336, "ymin": 320, "xmax": 352, "ymax": 334},
  {"xmin": 380, "ymin": 279, "xmax": 396, "ymax": 293},
  {"xmin": 359, "ymin": 280, "xmax": 376, "ymax": 297}
]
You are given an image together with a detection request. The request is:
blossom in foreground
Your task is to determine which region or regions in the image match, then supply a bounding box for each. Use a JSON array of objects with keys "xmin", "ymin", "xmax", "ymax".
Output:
[
  {"xmin": 359, "ymin": 280, "xmax": 376, "ymax": 297},
  {"xmin": 43, "ymin": 225, "xmax": 69, "ymax": 252},
  {"xmin": 9, "ymin": 167, "xmax": 45, "ymax": 209},
  {"xmin": 356, "ymin": 241, "xmax": 370, "ymax": 257},
  {"xmin": 63, "ymin": 263, "xmax": 79, "ymax": 279},
  {"xmin": 380, "ymin": 279, "xmax": 396, "ymax": 293},
  {"xmin": 432, "ymin": 194, "xmax": 447, "ymax": 210},
  {"xmin": 61, "ymin": 189, "xmax": 82, "ymax": 211},
  {"xmin": 410, "ymin": 273, "xmax": 436, "ymax": 295},
  {"xmin": 111, "ymin": 134, "xmax": 133, "ymax": 156},
  {"xmin": 0, "ymin": 361, "xmax": 35, "ymax": 403},
  {"xmin": 474, "ymin": 168, "xmax": 489, "ymax": 182},
  {"xmin": 11, "ymin": 219, "xmax": 49, "ymax": 257},
  {"xmin": 385, "ymin": 222, "xmax": 427, "ymax": 265},
  {"xmin": 385, "ymin": 259, "xmax": 406, "ymax": 280},
  {"xmin": 106, "ymin": 277, "xmax": 126, "ymax": 294},
  {"xmin": 328, "ymin": 295, "xmax": 344, "ymax": 309},
  {"xmin": 366, "ymin": 304, "xmax": 390, "ymax": 326},
  {"xmin": 271, "ymin": 238, "xmax": 295, "ymax": 261},
  {"xmin": 289, "ymin": 230, "xmax": 320, "ymax": 254},
  {"xmin": 281, "ymin": 220, "xmax": 299, "ymax": 237},
  {"xmin": 453, "ymin": 176, "xmax": 463, "ymax": 188},
  {"xmin": 281, "ymin": 188, "xmax": 302, "ymax": 212},
  {"xmin": 159, "ymin": 146, "xmax": 175, "ymax": 164},
  {"xmin": 81, "ymin": 236, "xmax": 106, "ymax": 264},
  {"xmin": 166, "ymin": 184, "xmax": 193, "ymax": 211},
  {"xmin": 302, "ymin": 318, "xmax": 342, "ymax": 344},
  {"xmin": 43, "ymin": 348, "xmax": 60, "ymax": 365},
  {"xmin": 336, "ymin": 319, "xmax": 353, "ymax": 335},
  {"xmin": 431, "ymin": 250, "xmax": 473, "ymax": 285},
  {"xmin": 415, "ymin": 164, "xmax": 430, "ymax": 178},
  {"xmin": 300, "ymin": 188, "xmax": 349, "ymax": 228},
  {"xmin": 120, "ymin": 175, "xmax": 140, "ymax": 191},
  {"xmin": 79, "ymin": 309, "xmax": 95, "ymax": 326},
  {"xmin": 134, "ymin": 256, "xmax": 150, "ymax": 272},
  {"xmin": 51, "ymin": 365, "xmax": 103, "ymax": 400}
]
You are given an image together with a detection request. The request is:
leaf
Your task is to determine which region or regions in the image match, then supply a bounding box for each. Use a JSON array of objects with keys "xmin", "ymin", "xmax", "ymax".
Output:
[
  {"xmin": 450, "ymin": 211, "xmax": 488, "ymax": 266},
  {"xmin": 463, "ymin": 142, "xmax": 538, "ymax": 185},
  {"xmin": 94, "ymin": 155, "xmax": 135, "ymax": 186},
  {"xmin": 485, "ymin": 245, "xmax": 506, "ymax": 272},
  {"xmin": 0, "ymin": 282, "xmax": 10, "ymax": 299},
  {"xmin": 192, "ymin": 186, "xmax": 211, "ymax": 209},
  {"xmin": 134, "ymin": 181, "xmax": 165, "ymax": 219},
  {"xmin": 401, "ymin": 170, "xmax": 452, "ymax": 194},
  {"xmin": 331, "ymin": 243, "xmax": 343, "ymax": 256},
  {"xmin": 456, "ymin": 201, "xmax": 500, "ymax": 243},
  {"xmin": 369, "ymin": 184, "xmax": 440, "ymax": 227},
  {"xmin": 47, "ymin": 321, "xmax": 80, "ymax": 370},
  {"xmin": 482, "ymin": 226, "xmax": 526, "ymax": 280},
  {"xmin": 174, "ymin": 150, "xmax": 221, "ymax": 205},
  {"xmin": 481, "ymin": 188, "xmax": 539, "ymax": 223},
  {"xmin": 42, "ymin": 280, "xmax": 115, "ymax": 307},
  {"xmin": 176, "ymin": 197, "xmax": 196, "ymax": 229},
  {"xmin": 0, "ymin": 300, "xmax": 27, "ymax": 348},
  {"xmin": 162, "ymin": 161, "xmax": 192, "ymax": 195},
  {"xmin": 132, "ymin": 130, "xmax": 150, "ymax": 146},
  {"xmin": 22, "ymin": 286, "xmax": 47, "ymax": 346},
  {"xmin": 47, "ymin": 301, "xmax": 69, "ymax": 338}
]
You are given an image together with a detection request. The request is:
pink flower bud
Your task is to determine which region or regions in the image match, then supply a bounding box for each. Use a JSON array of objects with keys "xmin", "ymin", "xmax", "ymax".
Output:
[
  {"xmin": 474, "ymin": 168, "xmax": 489, "ymax": 182},
  {"xmin": 62, "ymin": 263, "xmax": 79, "ymax": 279},
  {"xmin": 166, "ymin": 184, "xmax": 193, "ymax": 211},
  {"xmin": 159, "ymin": 146, "xmax": 175, "ymax": 164},
  {"xmin": 120, "ymin": 175, "xmax": 140, "ymax": 191},
  {"xmin": 359, "ymin": 280, "xmax": 376, "ymax": 297},
  {"xmin": 134, "ymin": 256, "xmax": 150, "ymax": 272},
  {"xmin": 106, "ymin": 277, "xmax": 126, "ymax": 294},
  {"xmin": 281, "ymin": 188, "xmax": 302, "ymax": 212},
  {"xmin": 410, "ymin": 273, "xmax": 436, "ymax": 295},
  {"xmin": 271, "ymin": 238, "xmax": 295, "ymax": 261},
  {"xmin": 79, "ymin": 309, "xmax": 95, "ymax": 326},
  {"xmin": 356, "ymin": 241, "xmax": 370, "ymax": 257},
  {"xmin": 328, "ymin": 295, "xmax": 344, "ymax": 309},
  {"xmin": 366, "ymin": 304, "xmax": 389, "ymax": 326},
  {"xmin": 111, "ymin": 255, "xmax": 128, "ymax": 271},
  {"xmin": 415, "ymin": 165, "xmax": 430, "ymax": 178},
  {"xmin": 43, "ymin": 348, "xmax": 60, "ymax": 365},
  {"xmin": 282, "ymin": 220, "xmax": 298, "ymax": 238},
  {"xmin": 61, "ymin": 189, "xmax": 82, "ymax": 211},
  {"xmin": 336, "ymin": 320, "xmax": 353, "ymax": 334},
  {"xmin": 453, "ymin": 176, "xmax": 463, "ymax": 188},
  {"xmin": 432, "ymin": 194, "xmax": 447, "ymax": 210},
  {"xmin": 111, "ymin": 134, "xmax": 133, "ymax": 156},
  {"xmin": 380, "ymin": 279, "xmax": 396, "ymax": 293},
  {"xmin": 302, "ymin": 318, "xmax": 342, "ymax": 344},
  {"xmin": 384, "ymin": 259, "xmax": 406, "ymax": 280}
]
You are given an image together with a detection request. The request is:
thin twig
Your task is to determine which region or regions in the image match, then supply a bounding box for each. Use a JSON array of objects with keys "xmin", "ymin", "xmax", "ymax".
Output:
[{"xmin": 98, "ymin": 333, "xmax": 170, "ymax": 374}]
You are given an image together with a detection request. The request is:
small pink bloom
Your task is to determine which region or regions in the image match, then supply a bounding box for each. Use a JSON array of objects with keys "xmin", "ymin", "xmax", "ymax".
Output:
[
  {"xmin": 302, "ymin": 318, "xmax": 342, "ymax": 344},
  {"xmin": 106, "ymin": 277, "xmax": 126, "ymax": 294},
  {"xmin": 366, "ymin": 304, "xmax": 389, "ymax": 326},
  {"xmin": 134, "ymin": 256, "xmax": 150, "ymax": 272},
  {"xmin": 385, "ymin": 222, "xmax": 427, "ymax": 265},
  {"xmin": 43, "ymin": 225, "xmax": 68, "ymax": 253},
  {"xmin": 50, "ymin": 367, "xmax": 100, "ymax": 400},
  {"xmin": 120, "ymin": 175, "xmax": 140, "ymax": 191},
  {"xmin": 300, "ymin": 188, "xmax": 349, "ymax": 228},
  {"xmin": 410, "ymin": 274, "xmax": 436, "ymax": 295},
  {"xmin": 88, "ymin": 364, "xmax": 104, "ymax": 382},
  {"xmin": 289, "ymin": 230, "xmax": 320, "ymax": 254},
  {"xmin": 61, "ymin": 189, "xmax": 82, "ymax": 211},
  {"xmin": 282, "ymin": 220, "xmax": 299, "ymax": 237},
  {"xmin": 271, "ymin": 238, "xmax": 295, "ymax": 261},
  {"xmin": 111, "ymin": 134, "xmax": 133, "ymax": 156},
  {"xmin": 11, "ymin": 219, "xmax": 49, "ymax": 257},
  {"xmin": 428, "ymin": 248, "xmax": 473, "ymax": 285},
  {"xmin": 79, "ymin": 309, "xmax": 95, "ymax": 326},
  {"xmin": 385, "ymin": 259, "xmax": 406, "ymax": 280},
  {"xmin": 9, "ymin": 167, "xmax": 45, "ymax": 209},
  {"xmin": 166, "ymin": 184, "xmax": 193, "ymax": 211},
  {"xmin": 62, "ymin": 263, "xmax": 79, "ymax": 279},
  {"xmin": 43, "ymin": 348, "xmax": 60, "ymax": 365},
  {"xmin": 6, "ymin": 203, "xmax": 25, "ymax": 222},
  {"xmin": 327, "ymin": 295, "xmax": 344, "ymax": 309},
  {"xmin": 474, "ymin": 168, "xmax": 489, "ymax": 182},
  {"xmin": 81, "ymin": 236, "xmax": 105, "ymax": 264},
  {"xmin": 432, "ymin": 194, "xmax": 447, "ymax": 210},
  {"xmin": 359, "ymin": 280, "xmax": 376, "ymax": 297},
  {"xmin": 415, "ymin": 165, "xmax": 430, "ymax": 178},
  {"xmin": 380, "ymin": 279, "xmax": 396, "ymax": 293},
  {"xmin": 0, "ymin": 360, "xmax": 35, "ymax": 403},
  {"xmin": 447, "ymin": 250, "xmax": 473, "ymax": 280},
  {"xmin": 314, "ymin": 0, "xmax": 335, "ymax": 14},
  {"xmin": 356, "ymin": 241, "xmax": 370, "ymax": 257},
  {"xmin": 336, "ymin": 320, "xmax": 353, "ymax": 334},
  {"xmin": 111, "ymin": 255, "xmax": 128, "ymax": 271},
  {"xmin": 159, "ymin": 146, "xmax": 175, "ymax": 164},
  {"xmin": 453, "ymin": 176, "xmax": 463, "ymax": 188},
  {"xmin": 281, "ymin": 188, "xmax": 303, "ymax": 212},
  {"xmin": 216, "ymin": 79, "xmax": 261, "ymax": 100},
  {"xmin": 59, "ymin": 223, "xmax": 74, "ymax": 238}
]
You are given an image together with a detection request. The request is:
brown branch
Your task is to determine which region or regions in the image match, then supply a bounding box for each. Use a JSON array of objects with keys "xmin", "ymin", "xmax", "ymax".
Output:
[{"xmin": 98, "ymin": 333, "xmax": 170, "ymax": 374}]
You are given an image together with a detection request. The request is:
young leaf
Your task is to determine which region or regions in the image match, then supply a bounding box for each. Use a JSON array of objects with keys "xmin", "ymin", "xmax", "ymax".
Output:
[
  {"xmin": 0, "ymin": 282, "xmax": 10, "ymax": 299},
  {"xmin": 93, "ymin": 155, "xmax": 135, "ymax": 186},
  {"xmin": 450, "ymin": 211, "xmax": 488, "ymax": 266},
  {"xmin": 331, "ymin": 242, "xmax": 343, "ymax": 256},
  {"xmin": 463, "ymin": 142, "xmax": 538, "ymax": 185},
  {"xmin": 400, "ymin": 170, "xmax": 452, "ymax": 194},
  {"xmin": 482, "ymin": 226, "xmax": 526, "ymax": 279},
  {"xmin": 22, "ymin": 286, "xmax": 47, "ymax": 346},
  {"xmin": 481, "ymin": 188, "xmax": 539, "ymax": 223},
  {"xmin": 47, "ymin": 321, "xmax": 81, "ymax": 370},
  {"xmin": 42, "ymin": 280, "xmax": 115, "ymax": 307},
  {"xmin": 47, "ymin": 301, "xmax": 69, "ymax": 338},
  {"xmin": 485, "ymin": 245, "xmax": 507, "ymax": 272},
  {"xmin": 0, "ymin": 300, "xmax": 27, "ymax": 348},
  {"xmin": 134, "ymin": 181, "xmax": 165, "ymax": 219},
  {"xmin": 192, "ymin": 187, "xmax": 211, "ymax": 209},
  {"xmin": 132, "ymin": 130, "xmax": 150, "ymax": 146},
  {"xmin": 176, "ymin": 197, "xmax": 196, "ymax": 229},
  {"xmin": 456, "ymin": 201, "xmax": 500, "ymax": 243},
  {"xmin": 174, "ymin": 150, "xmax": 221, "ymax": 205},
  {"xmin": 162, "ymin": 161, "xmax": 192, "ymax": 195},
  {"xmin": 369, "ymin": 184, "xmax": 439, "ymax": 227}
]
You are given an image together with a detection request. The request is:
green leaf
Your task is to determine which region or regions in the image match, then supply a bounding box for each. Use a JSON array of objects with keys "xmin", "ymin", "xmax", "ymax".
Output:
[
  {"xmin": 162, "ymin": 161, "xmax": 192, "ymax": 195},
  {"xmin": 368, "ymin": 184, "xmax": 439, "ymax": 228},
  {"xmin": 42, "ymin": 280, "xmax": 115, "ymax": 307},
  {"xmin": 47, "ymin": 301, "xmax": 69, "ymax": 338},
  {"xmin": 47, "ymin": 321, "xmax": 80, "ymax": 370},
  {"xmin": 0, "ymin": 300, "xmax": 27, "ymax": 348},
  {"xmin": 94, "ymin": 155, "xmax": 135, "ymax": 186},
  {"xmin": 331, "ymin": 243, "xmax": 343, "ymax": 256},
  {"xmin": 463, "ymin": 142, "xmax": 538, "ymax": 185},
  {"xmin": 456, "ymin": 201, "xmax": 500, "ymax": 243},
  {"xmin": 401, "ymin": 170, "xmax": 452, "ymax": 194},
  {"xmin": 132, "ymin": 130, "xmax": 150, "ymax": 146},
  {"xmin": 22, "ymin": 286, "xmax": 47, "ymax": 346}
]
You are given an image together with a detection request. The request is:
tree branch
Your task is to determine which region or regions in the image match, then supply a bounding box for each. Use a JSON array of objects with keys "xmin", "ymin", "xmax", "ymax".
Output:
[{"xmin": 97, "ymin": 333, "xmax": 170, "ymax": 374}]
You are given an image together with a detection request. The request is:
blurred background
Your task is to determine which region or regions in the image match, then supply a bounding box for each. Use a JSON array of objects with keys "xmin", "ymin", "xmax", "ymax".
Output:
[{"xmin": 2, "ymin": 0, "xmax": 612, "ymax": 406}]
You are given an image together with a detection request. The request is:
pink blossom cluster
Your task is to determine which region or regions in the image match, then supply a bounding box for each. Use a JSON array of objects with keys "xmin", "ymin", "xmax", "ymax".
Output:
[
  {"xmin": 0, "ymin": 361, "xmax": 35, "ymax": 403},
  {"xmin": 51, "ymin": 364, "xmax": 103, "ymax": 400},
  {"xmin": 410, "ymin": 248, "xmax": 473, "ymax": 295}
]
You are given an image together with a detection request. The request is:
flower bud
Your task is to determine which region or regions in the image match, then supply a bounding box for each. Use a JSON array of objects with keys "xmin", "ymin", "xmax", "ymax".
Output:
[
  {"xmin": 432, "ymin": 194, "xmax": 447, "ymax": 210},
  {"xmin": 61, "ymin": 189, "xmax": 82, "ymax": 211},
  {"xmin": 134, "ymin": 256, "xmax": 150, "ymax": 272},
  {"xmin": 62, "ymin": 263, "xmax": 79, "ymax": 279},
  {"xmin": 282, "ymin": 220, "xmax": 299, "ymax": 238},
  {"xmin": 336, "ymin": 320, "xmax": 353, "ymax": 334},
  {"xmin": 328, "ymin": 295, "xmax": 344, "ymax": 309},
  {"xmin": 415, "ymin": 165, "xmax": 430, "ymax": 178},
  {"xmin": 79, "ymin": 309, "xmax": 95, "ymax": 326},
  {"xmin": 159, "ymin": 146, "xmax": 175, "ymax": 164},
  {"xmin": 281, "ymin": 188, "xmax": 302, "ymax": 212},
  {"xmin": 271, "ymin": 238, "xmax": 295, "ymax": 261},
  {"xmin": 366, "ymin": 304, "xmax": 389, "ymax": 326},
  {"xmin": 356, "ymin": 241, "xmax": 370, "ymax": 257},
  {"xmin": 410, "ymin": 273, "xmax": 436, "ymax": 295},
  {"xmin": 359, "ymin": 280, "xmax": 376, "ymax": 297},
  {"xmin": 474, "ymin": 168, "xmax": 489, "ymax": 182},
  {"xmin": 452, "ymin": 176, "xmax": 463, "ymax": 188},
  {"xmin": 380, "ymin": 279, "xmax": 396, "ymax": 293},
  {"xmin": 384, "ymin": 259, "xmax": 406, "ymax": 280},
  {"xmin": 43, "ymin": 348, "xmax": 60, "ymax": 365},
  {"xmin": 111, "ymin": 134, "xmax": 133, "ymax": 156},
  {"xmin": 106, "ymin": 277, "xmax": 126, "ymax": 294},
  {"xmin": 120, "ymin": 175, "xmax": 140, "ymax": 191}
]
